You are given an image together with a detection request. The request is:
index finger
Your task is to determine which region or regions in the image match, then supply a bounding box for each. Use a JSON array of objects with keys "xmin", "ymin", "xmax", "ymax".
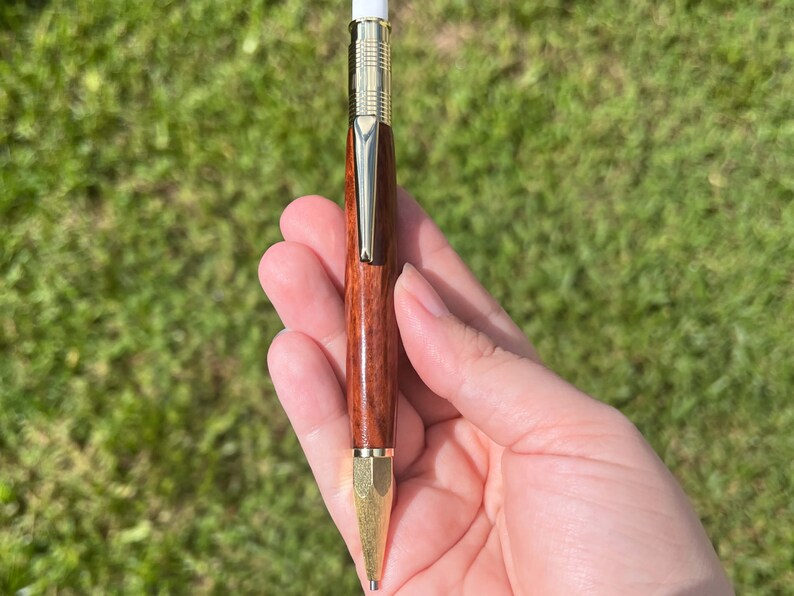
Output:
[{"xmin": 279, "ymin": 188, "xmax": 539, "ymax": 361}]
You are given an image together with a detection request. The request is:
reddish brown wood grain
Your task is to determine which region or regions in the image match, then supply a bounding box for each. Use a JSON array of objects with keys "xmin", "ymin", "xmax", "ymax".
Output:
[{"xmin": 345, "ymin": 123, "xmax": 399, "ymax": 450}]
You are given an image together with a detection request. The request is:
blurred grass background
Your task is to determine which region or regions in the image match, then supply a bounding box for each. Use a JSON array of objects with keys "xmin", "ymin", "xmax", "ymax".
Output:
[{"xmin": 1, "ymin": 0, "xmax": 792, "ymax": 593}]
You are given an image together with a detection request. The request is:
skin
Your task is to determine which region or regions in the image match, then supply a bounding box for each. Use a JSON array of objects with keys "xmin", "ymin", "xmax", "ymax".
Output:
[{"xmin": 259, "ymin": 189, "xmax": 734, "ymax": 595}]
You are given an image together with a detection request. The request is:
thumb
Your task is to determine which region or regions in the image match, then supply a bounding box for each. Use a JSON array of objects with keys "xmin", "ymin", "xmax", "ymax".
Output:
[{"xmin": 394, "ymin": 264, "xmax": 630, "ymax": 456}]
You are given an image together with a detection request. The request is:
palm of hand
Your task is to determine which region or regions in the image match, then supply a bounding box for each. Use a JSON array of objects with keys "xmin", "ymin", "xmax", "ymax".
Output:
[
  {"xmin": 260, "ymin": 191, "xmax": 730, "ymax": 595},
  {"xmin": 374, "ymin": 366, "xmax": 712, "ymax": 595}
]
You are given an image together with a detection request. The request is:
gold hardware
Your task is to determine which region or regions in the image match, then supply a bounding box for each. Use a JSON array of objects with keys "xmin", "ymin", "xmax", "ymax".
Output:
[
  {"xmin": 353, "ymin": 448, "xmax": 394, "ymax": 458},
  {"xmin": 353, "ymin": 455, "xmax": 393, "ymax": 586},
  {"xmin": 353, "ymin": 116, "xmax": 379, "ymax": 263},
  {"xmin": 349, "ymin": 18, "xmax": 391, "ymax": 126}
]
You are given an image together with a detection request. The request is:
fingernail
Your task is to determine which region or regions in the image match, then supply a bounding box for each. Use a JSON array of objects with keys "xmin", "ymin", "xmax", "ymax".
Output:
[
  {"xmin": 400, "ymin": 263, "xmax": 449, "ymax": 317},
  {"xmin": 274, "ymin": 328, "xmax": 289, "ymax": 340}
]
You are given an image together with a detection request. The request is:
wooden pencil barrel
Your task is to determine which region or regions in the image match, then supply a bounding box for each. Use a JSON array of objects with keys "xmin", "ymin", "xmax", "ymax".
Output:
[{"xmin": 344, "ymin": 122, "xmax": 398, "ymax": 450}]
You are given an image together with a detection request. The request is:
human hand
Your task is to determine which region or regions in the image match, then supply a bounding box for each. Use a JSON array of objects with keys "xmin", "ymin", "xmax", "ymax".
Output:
[{"xmin": 259, "ymin": 189, "xmax": 733, "ymax": 595}]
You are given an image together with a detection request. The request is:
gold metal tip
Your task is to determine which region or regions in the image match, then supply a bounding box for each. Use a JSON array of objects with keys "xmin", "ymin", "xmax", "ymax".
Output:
[{"xmin": 353, "ymin": 455, "xmax": 393, "ymax": 587}]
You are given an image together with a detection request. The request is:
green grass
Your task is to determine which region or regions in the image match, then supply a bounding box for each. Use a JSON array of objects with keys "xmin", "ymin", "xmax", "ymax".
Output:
[{"xmin": 1, "ymin": 0, "xmax": 792, "ymax": 592}]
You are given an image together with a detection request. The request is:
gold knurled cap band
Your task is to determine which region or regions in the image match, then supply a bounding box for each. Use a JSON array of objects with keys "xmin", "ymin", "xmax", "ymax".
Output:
[{"xmin": 349, "ymin": 19, "xmax": 392, "ymax": 126}]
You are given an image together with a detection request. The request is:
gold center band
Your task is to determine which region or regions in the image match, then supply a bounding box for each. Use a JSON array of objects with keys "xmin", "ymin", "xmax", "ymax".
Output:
[{"xmin": 353, "ymin": 448, "xmax": 394, "ymax": 458}]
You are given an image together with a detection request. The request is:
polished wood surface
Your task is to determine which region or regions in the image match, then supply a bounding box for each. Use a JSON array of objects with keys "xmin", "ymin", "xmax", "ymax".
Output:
[{"xmin": 345, "ymin": 123, "xmax": 398, "ymax": 450}]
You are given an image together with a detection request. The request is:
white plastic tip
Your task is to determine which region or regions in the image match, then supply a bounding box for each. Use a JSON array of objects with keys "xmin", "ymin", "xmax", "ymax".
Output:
[{"xmin": 352, "ymin": 0, "xmax": 388, "ymax": 21}]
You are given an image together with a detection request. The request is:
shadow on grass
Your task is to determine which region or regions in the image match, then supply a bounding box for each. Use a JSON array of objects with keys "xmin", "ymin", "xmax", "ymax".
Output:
[{"xmin": 0, "ymin": 0, "xmax": 50, "ymax": 31}]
